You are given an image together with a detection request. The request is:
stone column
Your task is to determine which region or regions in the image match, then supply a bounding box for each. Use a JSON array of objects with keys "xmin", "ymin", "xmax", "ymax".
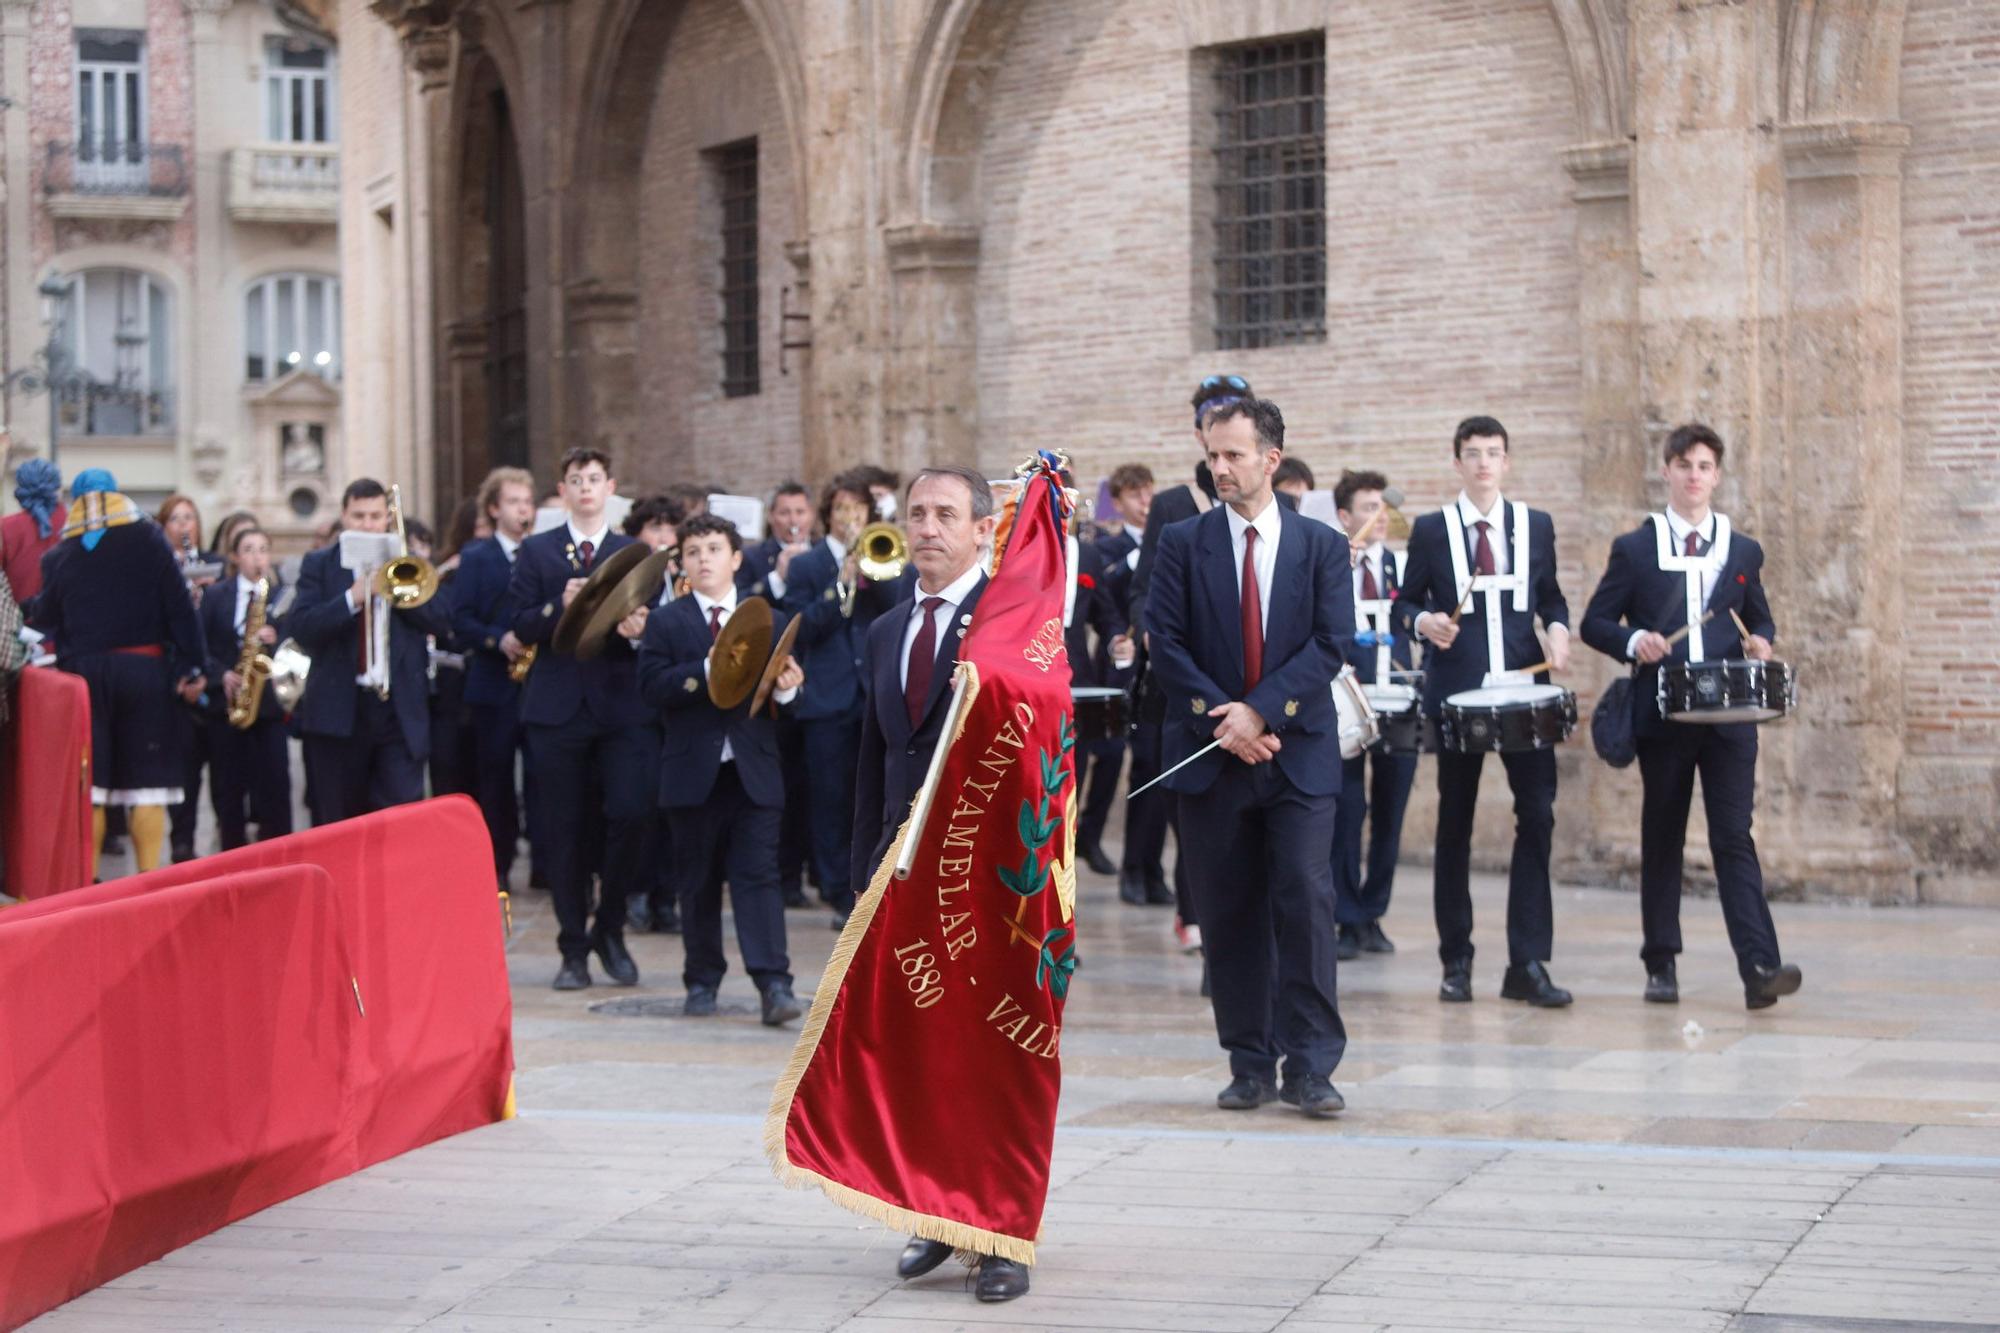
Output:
[
  {"xmin": 0, "ymin": 0, "xmax": 38, "ymax": 461},
  {"xmin": 883, "ymin": 221, "xmax": 978, "ymax": 476},
  {"xmin": 183, "ymin": 0, "xmax": 234, "ymax": 508}
]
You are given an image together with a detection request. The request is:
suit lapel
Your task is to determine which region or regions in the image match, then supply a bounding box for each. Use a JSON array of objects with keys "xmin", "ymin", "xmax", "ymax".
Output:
[
  {"xmin": 918, "ymin": 574, "xmax": 986, "ymax": 727},
  {"xmin": 1264, "ymin": 508, "xmax": 1309, "ymax": 658},
  {"xmin": 1199, "ymin": 510, "xmax": 1244, "ymax": 692}
]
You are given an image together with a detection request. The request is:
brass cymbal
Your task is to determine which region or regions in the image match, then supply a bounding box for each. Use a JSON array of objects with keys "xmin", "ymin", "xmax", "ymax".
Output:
[
  {"xmin": 708, "ymin": 596, "xmax": 773, "ymax": 709},
  {"xmin": 750, "ymin": 613, "xmax": 802, "ymax": 716},
  {"xmin": 553, "ymin": 543, "xmax": 670, "ymax": 660}
]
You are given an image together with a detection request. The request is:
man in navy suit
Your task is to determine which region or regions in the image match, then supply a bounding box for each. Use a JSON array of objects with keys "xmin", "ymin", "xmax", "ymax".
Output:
[
  {"xmin": 852, "ymin": 464, "xmax": 1032, "ymax": 1304},
  {"xmin": 754, "ymin": 480, "xmax": 817, "ymax": 907},
  {"xmin": 451, "ymin": 466, "xmax": 537, "ymax": 881},
  {"xmin": 1581, "ymin": 423, "xmax": 1801, "ymax": 1011},
  {"xmin": 1145, "ymin": 395, "xmax": 1355, "ymax": 1121},
  {"xmin": 200, "ymin": 525, "xmax": 292, "ymax": 849},
  {"xmin": 508, "ymin": 447, "xmax": 657, "ymax": 991},
  {"xmin": 1075, "ymin": 464, "xmax": 1150, "ymax": 882},
  {"xmin": 1395, "ymin": 416, "xmax": 1575, "ymax": 1008},
  {"xmin": 1331, "ymin": 469, "xmax": 1419, "ymax": 960},
  {"xmin": 783, "ymin": 470, "xmax": 903, "ymax": 926},
  {"xmin": 637, "ymin": 513, "xmax": 805, "ymax": 1026},
  {"xmin": 288, "ymin": 479, "xmax": 451, "ymax": 826}
]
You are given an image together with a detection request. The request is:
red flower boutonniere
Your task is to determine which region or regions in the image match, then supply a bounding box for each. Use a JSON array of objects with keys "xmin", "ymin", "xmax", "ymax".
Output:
[
  {"xmin": 1388, "ymin": 589, "xmax": 1400, "ymax": 601},
  {"xmin": 1736, "ymin": 574, "xmax": 1747, "ymax": 585},
  {"xmin": 1077, "ymin": 573, "xmax": 1096, "ymax": 590}
]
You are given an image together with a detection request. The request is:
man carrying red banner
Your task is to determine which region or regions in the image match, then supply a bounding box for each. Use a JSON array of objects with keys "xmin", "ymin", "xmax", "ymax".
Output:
[{"xmin": 768, "ymin": 458, "xmax": 1078, "ymax": 1305}]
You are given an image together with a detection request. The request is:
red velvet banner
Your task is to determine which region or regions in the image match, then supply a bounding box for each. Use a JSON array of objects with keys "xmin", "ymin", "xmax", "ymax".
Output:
[
  {"xmin": 0, "ymin": 866, "xmax": 356, "ymax": 1328},
  {"xmin": 769, "ymin": 459, "xmax": 1077, "ymax": 1264},
  {"xmin": 1, "ymin": 667, "xmax": 94, "ymax": 900}
]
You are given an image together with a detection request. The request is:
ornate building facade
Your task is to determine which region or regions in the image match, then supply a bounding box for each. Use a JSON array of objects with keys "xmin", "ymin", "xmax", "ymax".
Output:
[{"xmin": 339, "ymin": 0, "xmax": 1998, "ymax": 906}]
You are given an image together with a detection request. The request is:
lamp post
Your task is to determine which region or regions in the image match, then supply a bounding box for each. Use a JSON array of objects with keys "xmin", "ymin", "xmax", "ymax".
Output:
[{"xmin": 3, "ymin": 275, "xmax": 86, "ymax": 476}]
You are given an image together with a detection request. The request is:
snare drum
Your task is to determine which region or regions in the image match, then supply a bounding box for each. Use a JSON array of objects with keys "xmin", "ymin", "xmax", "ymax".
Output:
[
  {"xmin": 1332, "ymin": 667, "xmax": 1379, "ymax": 759},
  {"xmin": 1070, "ymin": 685, "xmax": 1130, "ymax": 741},
  {"xmin": 1439, "ymin": 684, "xmax": 1578, "ymax": 754},
  {"xmin": 1658, "ymin": 659, "xmax": 1795, "ymax": 724},
  {"xmin": 1364, "ymin": 682, "xmax": 1433, "ymax": 754}
]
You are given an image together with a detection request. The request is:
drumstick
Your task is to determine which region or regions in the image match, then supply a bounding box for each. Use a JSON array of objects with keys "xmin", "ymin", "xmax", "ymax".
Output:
[
  {"xmin": 1664, "ymin": 609, "xmax": 1715, "ymax": 647},
  {"xmin": 1729, "ymin": 607, "xmax": 1752, "ymax": 641},
  {"xmin": 1447, "ymin": 580, "xmax": 1477, "ymax": 626}
]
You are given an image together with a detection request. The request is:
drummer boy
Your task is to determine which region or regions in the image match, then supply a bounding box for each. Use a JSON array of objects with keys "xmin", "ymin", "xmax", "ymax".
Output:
[
  {"xmin": 635, "ymin": 513, "xmax": 808, "ymax": 1027},
  {"xmin": 1579, "ymin": 423, "xmax": 1799, "ymax": 1011},
  {"xmin": 1394, "ymin": 416, "xmax": 1576, "ymax": 1009}
]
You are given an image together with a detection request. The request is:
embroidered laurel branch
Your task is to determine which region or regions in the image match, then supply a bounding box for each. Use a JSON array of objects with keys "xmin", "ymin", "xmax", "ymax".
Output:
[
  {"xmin": 1036, "ymin": 925, "xmax": 1078, "ymax": 999},
  {"xmin": 996, "ymin": 713, "xmax": 1077, "ymax": 899}
]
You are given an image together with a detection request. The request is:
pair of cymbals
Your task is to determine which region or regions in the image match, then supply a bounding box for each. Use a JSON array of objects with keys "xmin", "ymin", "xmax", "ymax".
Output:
[
  {"xmin": 710, "ymin": 596, "xmax": 802, "ymax": 714},
  {"xmin": 552, "ymin": 543, "xmax": 673, "ymax": 661}
]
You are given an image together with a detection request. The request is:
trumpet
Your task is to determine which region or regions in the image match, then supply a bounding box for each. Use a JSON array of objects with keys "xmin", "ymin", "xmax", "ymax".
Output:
[
  {"xmin": 374, "ymin": 484, "xmax": 440, "ymax": 609},
  {"xmin": 842, "ymin": 522, "xmax": 908, "ymax": 614}
]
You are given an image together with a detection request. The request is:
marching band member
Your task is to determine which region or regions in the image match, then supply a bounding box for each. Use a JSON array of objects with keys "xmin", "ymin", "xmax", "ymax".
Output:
[
  {"xmin": 451, "ymin": 466, "xmax": 537, "ymax": 880},
  {"xmin": 159, "ymin": 493, "xmax": 213, "ymax": 862},
  {"xmin": 200, "ymin": 526, "xmax": 293, "ymax": 849},
  {"xmin": 622, "ymin": 494, "xmax": 685, "ymax": 935},
  {"xmin": 28, "ymin": 468, "xmax": 207, "ymax": 874},
  {"xmin": 1332, "ymin": 469, "xmax": 1417, "ymax": 959},
  {"xmin": 1580, "ymin": 423, "xmax": 1800, "ymax": 1010},
  {"xmin": 289, "ymin": 479, "xmax": 452, "ymax": 826},
  {"xmin": 758, "ymin": 481, "xmax": 817, "ymax": 907},
  {"xmin": 1272, "ymin": 456, "xmax": 1316, "ymax": 501},
  {"xmin": 1395, "ymin": 416, "xmax": 1575, "ymax": 1007},
  {"xmin": 1079, "ymin": 464, "xmax": 1151, "ymax": 889},
  {"xmin": 1144, "ymin": 396, "xmax": 1354, "ymax": 1118},
  {"xmin": 508, "ymin": 448, "xmax": 656, "ymax": 990},
  {"xmin": 636, "ymin": 513, "xmax": 804, "ymax": 1025},
  {"xmin": 756, "ymin": 481, "xmax": 815, "ymax": 602}
]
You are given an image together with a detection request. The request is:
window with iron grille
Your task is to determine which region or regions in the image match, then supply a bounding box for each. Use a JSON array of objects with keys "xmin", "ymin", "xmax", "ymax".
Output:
[
  {"xmin": 1209, "ymin": 34, "xmax": 1326, "ymax": 350},
  {"xmin": 712, "ymin": 139, "xmax": 760, "ymax": 398}
]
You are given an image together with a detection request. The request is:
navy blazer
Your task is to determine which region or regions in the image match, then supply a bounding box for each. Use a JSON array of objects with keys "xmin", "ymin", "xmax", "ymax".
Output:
[
  {"xmin": 1580, "ymin": 520, "xmax": 1777, "ymax": 739},
  {"xmin": 199, "ymin": 574, "xmax": 287, "ymax": 724},
  {"xmin": 635, "ymin": 593, "xmax": 789, "ymax": 809},
  {"xmin": 450, "ymin": 536, "xmax": 522, "ymax": 709},
  {"xmin": 1144, "ymin": 505, "xmax": 1354, "ymax": 797},
  {"xmin": 507, "ymin": 527, "xmax": 648, "ymax": 729},
  {"xmin": 779, "ymin": 538, "xmax": 902, "ymax": 722},
  {"xmin": 850, "ymin": 573, "xmax": 988, "ymax": 892},
  {"xmin": 287, "ymin": 543, "xmax": 449, "ymax": 756},
  {"xmin": 738, "ymin": 538, "xmax": 777, "ymax": 599},
  {"xmin": 1063, "ymin": 538, "xmax": 1124, "ymax": 689},
  {"xmin": 1131, "ymin": 481, "xmax": 1295, "ymax": 635},
  {"xmin": 1392, "ymin": 504, "xmax": 1570, "ymax": 715},
  {"xmin": 1344, "ymin": 548, "xmax": 1415, "ymax": 685}
]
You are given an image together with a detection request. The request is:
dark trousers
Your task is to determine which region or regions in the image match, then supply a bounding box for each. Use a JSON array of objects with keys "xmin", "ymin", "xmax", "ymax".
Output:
[
  {"xmin": 776, "ymin": 714, "xmax": 809, "ymax": 893},
  {"xmin": 206, "ymin": 716, "xmax": 292, "ymax": 850},
  {"xmin": 526, "ymin": 714, "xmax": 658, "ymax": 961},
  {"xmin": 1177, "ymin": 761, "xmax": 1344, "ymax": 1084},
  {"xmin": 668, "ymin": 763, "xmax": 792, "ymax": 993},
  {"xmin": 468, "ymin": 696, "xmax": 524, "ymax": 878},
  {"xmin": 303, "ymin": 691, "xmax": 424, "ymax": 825},
  {"xmin": 427, "ymin": 668, "xmax": 472, "ymax": 798},
  {"xmin": 799, "ymin": 713, "xmax": 860, "ymax": 913},
  {"xmin": 1077, "ymin": 735, "xmax": 1126, "ymax": 851},
  {"xmin": 1125, "ymin": 714, "xmax": 1193, "ymax": 917},
  {"xmin": 168, "ymin": 705, "xmax": 206, "ymax": 849},
  {"xmin": 1332, "ymin": 749, "xmax": 1419, "ymax": 926},
  {"xmin": 1637, "ymin": 722, "xmax": 1778, "ymax": 982},
  {"xmin": 1433, "ymin": 746, "xmax": 1556, "ymax": 967}
]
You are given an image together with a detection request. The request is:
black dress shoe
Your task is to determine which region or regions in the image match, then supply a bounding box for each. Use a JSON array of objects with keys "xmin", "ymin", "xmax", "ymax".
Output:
[
  {"xmin": 1081, "ymin": 842, "xmax": 1117, "ymax": 876},
  {"xmin": 1361, "ymin": 920, "xmax": 1396, "ymax": 954},
  {"xmin": 1439, "ymin": 961, "xmax": 1473, "ymax": 1003},
  {"xmin": 1336, "ymin": 926, "xmax": 1361, "ymax": 962},
  {"xmin": 1745, "ymin": 962, "xmax": 1802, "ymax": 1010},
  {"xmin": 1501, "ymin": 960, "xmax": 1574, "ymax": 1007},
  {"xmin": 684, "ymin": 986, "xmax": 718, "ymax": 1017},
  {"xmin": 100, "ymin": 833, "xmax": 127, "ymax": 856},
  {"xmin": 781, "ymin": 885, "xmax": 809, "ymax": 909},
  {"xmin": 975, "ymin": 1255, "xmax": 1030, "ymax": 1302},
  {"xmin": 626, "ymin": 894, "xmax": 655, "ymax": 934},
  {"xmin": 655, "ymin": 899, "xmax": 682, "ymax": 935},
  {"xmin": 1144, "ymin": 880, "xmax": 1175, "ymax": 905},
  {"xmin": 552, "ymin": 957, "xmax": 591, "ymax": 991},
  {"xmin": 1279, "ymin": 1075, "xmax": 1345, "ymax": 1118},
  {"xmin": 1117, "ymin": 869, "xmax": 1146, "ymax": 905},
  {"xmin": 761, "ymin": 984, "xmax": 803, "ymax": 1027},
  {"xmin": 171, "ymin": 840, "xmax": 196, "ymax": 864},
  {"xmin": 1645, "ymin": 964, "xmax": 1679, "ymax": 1004},
  {"xmin": 896, "ymin": 1236, "xmax": 953, "ymax": 1279},
  {"xmin": 1216, "ymin": 1074, "xmax": 1278, "ymax": 1110},
  {"xmin": 592, "ymin": 932, "xmax": 639, "ymax": 986}
]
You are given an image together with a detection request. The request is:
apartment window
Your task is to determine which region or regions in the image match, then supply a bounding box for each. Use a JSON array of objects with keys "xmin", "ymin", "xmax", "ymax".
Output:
[
  {"xmin": 1209, "ymin": 34, "xmax": 1326, "ymax": 349},
  {"xmin": 75, "ymin": 33, "xmax": 145, "ymax": 189},
  {"xmin": 266, "ymin": 39, "xmax": 334, "ymax": 143},
  {"xmin": 711, "ymin": 139, "xmax": 759, "ymax": 398},
  {"xmin": 53, "ymin": 269, "xmax": 173, "ymax": 436},
  {"xmin": 245, "ymin": 273, "xmax": 340, "ymax": 381}
]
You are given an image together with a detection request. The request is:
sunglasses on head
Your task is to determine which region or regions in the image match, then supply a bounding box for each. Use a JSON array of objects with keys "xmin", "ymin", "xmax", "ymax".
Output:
[{"xmin": 1196, "ymin": 374, "xmax": 1250, "ymax": 398}]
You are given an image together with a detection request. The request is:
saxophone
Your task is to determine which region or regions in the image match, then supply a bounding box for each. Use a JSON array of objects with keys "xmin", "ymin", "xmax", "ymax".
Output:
[{"xmin": 228, "ymin": 579, "xmax": 274, "ymax": 730}]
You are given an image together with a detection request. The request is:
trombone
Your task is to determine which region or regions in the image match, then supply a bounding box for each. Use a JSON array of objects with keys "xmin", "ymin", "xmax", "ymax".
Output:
[{"xmin": 360, "ymin": 484, "xmax": 439, "ymax": 699}]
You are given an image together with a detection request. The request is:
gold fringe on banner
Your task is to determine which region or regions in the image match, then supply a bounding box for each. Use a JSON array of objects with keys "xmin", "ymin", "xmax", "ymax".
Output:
[{"xmin": 762, "ymin": 667, "xmax": 1038, "ymax": 1266}]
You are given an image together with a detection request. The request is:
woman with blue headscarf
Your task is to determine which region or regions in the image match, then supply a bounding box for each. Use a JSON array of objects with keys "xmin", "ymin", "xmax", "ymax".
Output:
[
  {"xmin": 2, "ymin": 458, "xmax": 65, "ymax": 603},
  {"xmin": 27, "ymin": 467, "xmax": 208, "ymax": 875}
]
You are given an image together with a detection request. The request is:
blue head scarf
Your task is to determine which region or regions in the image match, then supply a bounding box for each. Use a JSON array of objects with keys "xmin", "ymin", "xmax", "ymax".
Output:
[{"xmin": 13, "ymin": 458, "xmax": 62, "ymax": 539}]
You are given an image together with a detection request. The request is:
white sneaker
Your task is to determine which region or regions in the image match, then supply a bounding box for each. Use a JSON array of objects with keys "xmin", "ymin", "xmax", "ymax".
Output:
[{"xmin": 1175, "ymin": 919, "xmax": 1203, "ymax": 954}]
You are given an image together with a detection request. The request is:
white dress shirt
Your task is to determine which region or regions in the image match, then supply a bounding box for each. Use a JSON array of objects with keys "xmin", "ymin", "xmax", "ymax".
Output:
[
  {"xmin": 1351, "ymin": 541, "xmax": 1388, "ymax": 606},
  {"xmin": 496, "ymin": 530, "xmax": 522, "ymax": 564},
  {"xmin": 1628, "ymin": 507, "xmax": 1723, "ymax": 659},
  {"xmin": 233, "ymin": 574, "xmax": 260, "ymax": 633},
  {"xmin": 1456, "ymin": 492, "xmax": 1509, "ymax": 575},
  {"xmin": 566, "ymin": 518, "xmax": 610, "ymax": 562},
  {"xmin": 899, "ymin": 562, "xmax": 984, "ymax": 692},
  {"xmin": 1122, "ymin": 522, "xmax": 1143, "ymax": 571},
  {"xmin": 1223, "ymin": 496, "xmax": 1281, "ymax": 636}
]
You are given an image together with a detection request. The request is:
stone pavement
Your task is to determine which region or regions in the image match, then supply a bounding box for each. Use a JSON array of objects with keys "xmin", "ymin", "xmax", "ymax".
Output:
[{"xmin": 32, "ymin": 850, "xmax": 2000, "ymax": 1331}]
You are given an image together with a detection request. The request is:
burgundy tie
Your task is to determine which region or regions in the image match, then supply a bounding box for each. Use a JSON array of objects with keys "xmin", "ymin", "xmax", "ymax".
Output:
[
  {"xmin": 904, "ymin": 597, "xmax": 946, "ymax": 729},
  {"xmin": 1361, "ymin": 558, "xmax": 1380, "ymax": 602},
  {"xmin": 1684, "ymin": 530, "xmax": 1701, "ymax": 557},
  {"xmin": 579, "ymin": 540, "xmax": 595, "ymax": 569},
  {"xmin": 1473, "ymin": 520, "xmax": 1495, "ymax": 576},
  {"xmin": 708, "ymin": 604, "xmax": 723, "ymax": 639},
  {"xmin": 1241, "ymin": 528, "xmax": 1264, "ymax": 690}
]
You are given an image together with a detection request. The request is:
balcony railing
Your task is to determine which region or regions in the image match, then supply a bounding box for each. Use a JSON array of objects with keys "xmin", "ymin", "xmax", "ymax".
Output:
[
  {"xmin": 43, "ymin": 142, "xmax": 190, "ymax": 220},
  {"xmin": 55, "ymin": 379, "xmax": 174, "ymax": 438},
  {"xmin": 227, "ymin": 143, "xmax": 340, "ymax": 225}
]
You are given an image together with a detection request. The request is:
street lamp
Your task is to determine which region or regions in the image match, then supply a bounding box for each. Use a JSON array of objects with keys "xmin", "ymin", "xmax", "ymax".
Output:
[{"xmin": 4, "ymin": 274, "xmax": 87, "ymax": 475}]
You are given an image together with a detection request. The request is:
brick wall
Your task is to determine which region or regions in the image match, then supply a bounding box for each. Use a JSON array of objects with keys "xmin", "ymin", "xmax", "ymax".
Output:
[
  {"xmin": 630, "ymin": 0, "xmax": 804, "ymax": 501},
  {"xmin": 1896, "ymin": 0, "xmax": 2000, "ymax": 888}
]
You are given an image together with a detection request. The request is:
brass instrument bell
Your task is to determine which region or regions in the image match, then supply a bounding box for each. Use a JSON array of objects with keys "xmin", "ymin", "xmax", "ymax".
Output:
[
  {"xmin": 374, "ymin": 484, "xmax": 440, "ymax": 609},
  {"xmin": 855, "ymin": 522, "xmax": 909, "ymax": 582}
]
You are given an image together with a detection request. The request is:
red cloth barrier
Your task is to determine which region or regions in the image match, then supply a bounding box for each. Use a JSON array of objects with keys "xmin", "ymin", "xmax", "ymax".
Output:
[
  {"xmin": 1, "ymin": 667, "xmax": 94, "ymax": 900},
  {"xmin": 0, "ymin": 866, "xmax": 357, "ymax": 1327}
]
